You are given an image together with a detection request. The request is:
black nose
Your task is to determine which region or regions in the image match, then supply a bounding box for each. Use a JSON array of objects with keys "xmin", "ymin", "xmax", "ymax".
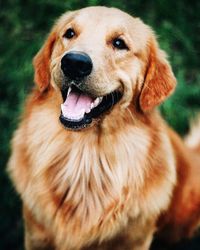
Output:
[{"xmin": 61, "ymin": 51, "xmax": 93, "ymax": 80}]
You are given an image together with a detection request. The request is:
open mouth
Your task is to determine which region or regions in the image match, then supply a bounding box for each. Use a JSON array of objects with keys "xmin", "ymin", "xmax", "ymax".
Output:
[{"xmin": 59, "ymin": 85, "xmax": 122, "ymax": 130}]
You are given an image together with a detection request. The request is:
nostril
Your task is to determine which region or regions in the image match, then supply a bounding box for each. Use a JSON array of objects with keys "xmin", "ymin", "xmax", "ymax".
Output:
[
  {"xmin": 61, "ymin": 51, "xmax": 93, "ymax": 80},
  {"xmin": 77, "ymin": 61, "xmax": 91, "ymax": 74}
]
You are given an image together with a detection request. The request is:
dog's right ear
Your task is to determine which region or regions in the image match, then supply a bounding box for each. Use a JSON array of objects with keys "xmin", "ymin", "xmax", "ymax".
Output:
[
  {"xmin": 33, "ymin": 31, "xmax": 56, "ymax": 92},
  {"xmin": 139, "ymin": 38, "xmax": 176, "ymax": 112}
]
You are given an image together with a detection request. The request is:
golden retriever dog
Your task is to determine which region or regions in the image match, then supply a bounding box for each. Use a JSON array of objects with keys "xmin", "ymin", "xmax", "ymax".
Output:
[{"xmin": 8, "ymin": 6, "xmax": 200, "ymax": 250}]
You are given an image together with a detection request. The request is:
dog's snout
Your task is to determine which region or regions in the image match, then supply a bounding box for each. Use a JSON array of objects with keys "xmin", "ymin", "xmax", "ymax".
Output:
[{"xmin": 61, "ymin": 51, "xmax": 93, "ymax": 80}]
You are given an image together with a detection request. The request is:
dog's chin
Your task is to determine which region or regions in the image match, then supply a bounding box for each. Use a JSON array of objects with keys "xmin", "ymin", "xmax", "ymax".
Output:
[{"xmin": 59, "ymin": 84, "xmax": 122, "ymax": 131}]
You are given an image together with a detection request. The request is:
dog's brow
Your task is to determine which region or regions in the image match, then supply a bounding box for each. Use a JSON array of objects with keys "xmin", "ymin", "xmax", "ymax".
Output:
[
  {"xmin": 63, "ymin": 21, "xmax": 81, "ymax": 34},
  {"xmin": 108, "ymin": 30, "xmax": 126, "ymax": 39}
]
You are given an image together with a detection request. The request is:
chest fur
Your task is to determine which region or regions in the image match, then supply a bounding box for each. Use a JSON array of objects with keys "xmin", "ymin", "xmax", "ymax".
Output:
[{"xmin": 15, "ymin": 106, "xmax": 175, "ymax": 248}]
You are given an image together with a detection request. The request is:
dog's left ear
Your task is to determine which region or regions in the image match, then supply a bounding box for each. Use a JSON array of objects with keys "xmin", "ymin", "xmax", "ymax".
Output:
[
  {"xmin": 139, "ymin": 38, "xmax": 176, "ymax": 112},
  {"xmin": 33, "ymin": 31, "xmax": 56, "ymax": 92}
]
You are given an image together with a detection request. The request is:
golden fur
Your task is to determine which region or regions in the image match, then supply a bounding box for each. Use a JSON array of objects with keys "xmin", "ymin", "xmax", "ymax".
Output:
[{"xmin": 8, "ymin": 6, "xmax": 200, "ymax": 250}]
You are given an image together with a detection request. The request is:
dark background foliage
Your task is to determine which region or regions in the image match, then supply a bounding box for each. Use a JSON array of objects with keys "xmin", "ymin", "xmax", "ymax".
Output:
[{"xmin": 0, "ymin": 0, "xmax": 199, "ymax": 249}]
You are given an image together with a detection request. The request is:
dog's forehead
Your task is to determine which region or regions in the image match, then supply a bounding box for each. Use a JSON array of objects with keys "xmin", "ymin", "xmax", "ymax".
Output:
[
  {"xmin": 76, "ymin": 6, "xmax": 132, "ymax": 23},
  {"xmin": 57, "ymin": 7, "xmax": 151, "ymax": 50},
  {"xmin": 76, "ymin": 7, "xmax": 140, "ymax": 31},
  {"xmin": 60, "ymin": 7, "xmax": 140, "ymax": 31}
]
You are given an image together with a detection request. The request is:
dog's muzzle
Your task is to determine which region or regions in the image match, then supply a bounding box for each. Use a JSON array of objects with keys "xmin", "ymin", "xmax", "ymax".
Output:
[{"xmin": 59, "ymin": 51, "xmax": 122, "ymax": 131}]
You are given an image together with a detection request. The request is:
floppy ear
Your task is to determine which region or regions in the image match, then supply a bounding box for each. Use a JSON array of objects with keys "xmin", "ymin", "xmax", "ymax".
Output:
[
  {"xmin": 139, "ymin": 38, "xmax": 176, "ymax": 112},
  {"xmin": 33, "ymin": 31, "xmax": 56, "ymax": 92}
]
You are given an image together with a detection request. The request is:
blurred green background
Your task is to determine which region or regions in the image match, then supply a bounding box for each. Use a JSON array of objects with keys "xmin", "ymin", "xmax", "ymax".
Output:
[{"xmin": 0, "ymin": 0, "xmax": 199, "ymax": 250}]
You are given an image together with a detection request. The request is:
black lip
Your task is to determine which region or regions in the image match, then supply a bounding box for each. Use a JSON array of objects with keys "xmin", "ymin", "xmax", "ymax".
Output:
[{"xmin": 59, "ymin": 85, "xmax": 122, "ymax": 130}]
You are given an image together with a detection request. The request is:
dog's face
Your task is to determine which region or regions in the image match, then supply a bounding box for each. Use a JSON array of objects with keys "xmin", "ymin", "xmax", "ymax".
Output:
[{"xmin": 33, "ymin": 6, "xmax": 176, "ymax": 130}]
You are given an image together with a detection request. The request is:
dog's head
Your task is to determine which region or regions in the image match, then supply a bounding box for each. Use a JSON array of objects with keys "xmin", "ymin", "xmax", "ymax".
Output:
[{"xmin": 33, "ymin": 6, "xmax": 176, "ymax": 130}]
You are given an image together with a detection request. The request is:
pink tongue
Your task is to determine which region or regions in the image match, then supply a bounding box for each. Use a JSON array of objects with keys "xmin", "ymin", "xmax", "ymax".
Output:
[{"xmin": 61, "ymin": 91, "xmax": 94, "ymax": 120}]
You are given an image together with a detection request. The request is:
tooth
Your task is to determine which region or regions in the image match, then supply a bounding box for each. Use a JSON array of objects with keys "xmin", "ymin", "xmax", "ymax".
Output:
[
  {"xmin": 91, "ymin": 103, "xmax": 94, "ymax": 109},
  {"xmin": 93, "ymin": 98, "xmax": 100, "ymax": 107},
  {"xmin": 93, "ymin": 97, "xmax": 103, "ymax": 108},
  {"xmin": 61, "ymin": 104, "xmax": 64, "ymax": 113},
  {"xmin": 67, "ymin": 87, "xmax": 72, "ymax": 97},
  {"xmin": 86, "ymin": 108, "xmax": 91, "ymax": 113}
]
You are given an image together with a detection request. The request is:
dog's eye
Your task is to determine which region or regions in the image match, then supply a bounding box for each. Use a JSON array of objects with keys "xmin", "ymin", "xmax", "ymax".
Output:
[
  {"xmin": 112, "ymin": 38, "xmax": 128, "ymax": 50},
  {"xmin": 64, "ymin": 28, "xmax": 75, "ymax": 39}
]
